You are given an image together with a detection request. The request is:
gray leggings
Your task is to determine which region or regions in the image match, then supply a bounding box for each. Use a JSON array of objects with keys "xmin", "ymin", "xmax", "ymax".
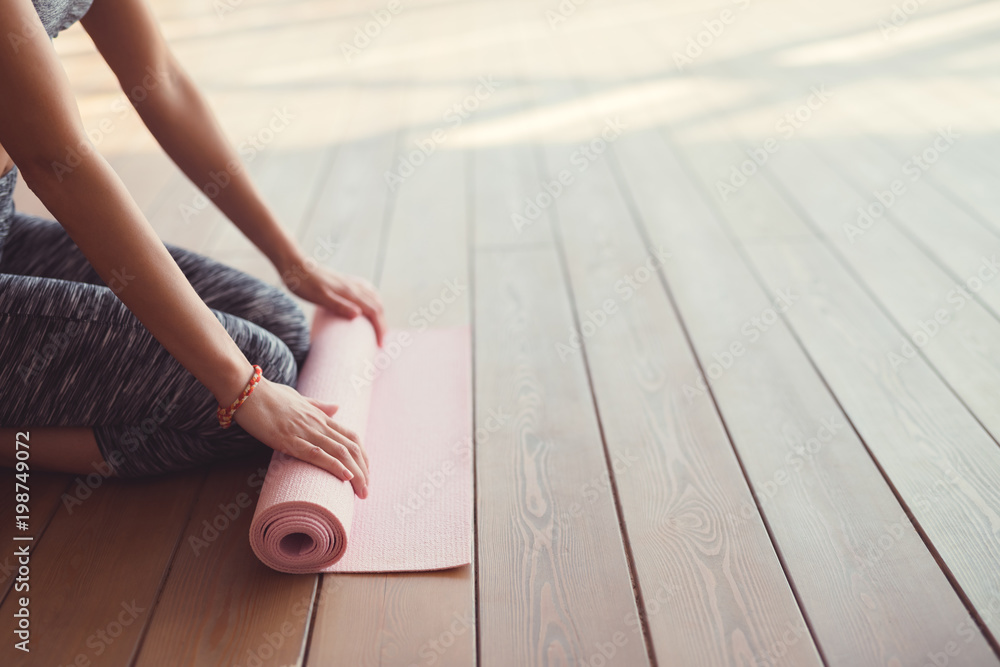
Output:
[{"xmin": 0, "ymin": 208, "xmax": 310, "ymax": 477}]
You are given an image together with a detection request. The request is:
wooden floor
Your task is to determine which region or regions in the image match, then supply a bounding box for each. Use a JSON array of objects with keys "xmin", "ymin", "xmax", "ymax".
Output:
[{"xmin": 4, "ymin": 0, "xmax": 1000, "ymax": 664}]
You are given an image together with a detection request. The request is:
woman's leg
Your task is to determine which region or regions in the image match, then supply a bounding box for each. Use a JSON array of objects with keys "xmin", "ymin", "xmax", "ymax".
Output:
[
  {"xmin": 0, "ymin": 427, "xmax": 102, "ymax": 475},
  {"xmin": 0, "ymin": 213, "xmax": 311, "ymax": 366},
  {"xmin": 0, "ymin": 214, "xmax": 311, "ymax": 477},
  {"xmin": 0, "ymin": 270, "xmax": 300, "ymax": 476}
]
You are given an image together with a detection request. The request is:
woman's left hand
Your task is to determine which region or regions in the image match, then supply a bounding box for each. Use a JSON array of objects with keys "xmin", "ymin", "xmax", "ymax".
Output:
[{"xmin": 280, "ymin": 258, "xmax": 386, "ymax": 345}]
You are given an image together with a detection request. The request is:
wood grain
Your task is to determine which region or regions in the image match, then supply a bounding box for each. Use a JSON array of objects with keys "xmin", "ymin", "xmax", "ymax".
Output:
[
  {"xmin": 743, "ymin": 236, "xmax": 1000, "ymax": 647},
  {"xmin": 0, "ymin": 471, "xmax": 204, "ymax": 667},
  {"xmin": 0, "ymin": 471, "xmax": 69, "ymax": 606},
  {"xmin": 542, "ymin": 136, "xmax": 822, "ymax": 665},
  {"xmin": 474, "ymin": 247, "xmax": 649, "ymax": 667},
  {"xmin": 612, "ymin": 121, "xmax": 991, "ymax": 666},
  {"xmin": 758, "ymin": 138, "xmax": 1000, "ymax": 455}
]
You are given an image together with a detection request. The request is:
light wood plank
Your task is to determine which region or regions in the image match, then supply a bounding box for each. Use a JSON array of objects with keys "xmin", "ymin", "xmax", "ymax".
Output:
[
  {"xmin": 613, "ymin": 122, "xmax": 989, "ymax": 666},
  {"xmin": 743, "ymin": 235, "xmax": 1000, "ymax": 646},
  {"xmin": 544, "ymin": 129, "xmax": 823, "ymax": 664},
  {"xmin": 759, "ymin": 138, "xmax": 1000, "ymax": 451},
  {"xmin": 803, "ymin": 101, "xmax": 1000, "ymax": 319},
  {"xmin": 474, "ymin": 247, "xmax": 650, "ymax": 667}
]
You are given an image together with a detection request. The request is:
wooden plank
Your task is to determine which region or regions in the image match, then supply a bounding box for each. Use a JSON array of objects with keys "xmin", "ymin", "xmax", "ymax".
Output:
[
  {"xmin": 473, "ymin": 142, "xmax": 552, "ymax": 249},
  {"xmin": 544, "ymin": 130, "xmax": 823, "ymax": 664},
  {"xmin": 203, "ymin": 146, "xmax": 334, "ymax": 264},
  {"xmin": 295, "ymin": 108, "xmax": 401, "ymax": 279},
  {"xmin": 472, "ymin": 19, "xmax": 649, "ymax": 666},
  {"xmin": 802, "ymin": 100, "xmax": 1000, "ymax": 318},
  {"xmin": 377, "ymin": 144, "xmax": 468, "ymax": 325},
  {"xmin": 644, "ymin": 10, "xmax": 1000, "ymax": 652},
  {"xmin": 461, "ymin": 13, "xmax": 553, "ymax": 250},
  {"xmin": 0, "ymin": 471, "xmax": 69, "ymax": 605},
  {"xmin": 110, "ymin": 152, "xmax": 182, "ymax": 218},
  {"xmin": 874, "ymin": 65, "xmax": 1000, "ymax": 177},
  {"xmin": 758, "ymin": 137, "xmax": 1000, "ymax": 449},
  {"xmin": 509, "ymin": 13, "xmax": 816, "ymax": 665},
  {"xmin": 474, "ymin": 247, "xmax": 650, "ymax": 667},
  {"xmin": 613, "ymin": 122, "xmax": 989, "ymax": 666},
  {"xmin": 0, "ymin": 471, "xmax": 204, "ymax": 666},
  {"xmin": 741, "ymin": 235, "xmax": 1000, "ymax": 646}
]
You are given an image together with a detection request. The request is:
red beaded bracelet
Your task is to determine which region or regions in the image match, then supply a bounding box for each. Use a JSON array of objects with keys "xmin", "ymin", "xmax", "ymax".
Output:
[{"xmin": 218, "ymin": 365, "xmax": 263, "ymax": 429}]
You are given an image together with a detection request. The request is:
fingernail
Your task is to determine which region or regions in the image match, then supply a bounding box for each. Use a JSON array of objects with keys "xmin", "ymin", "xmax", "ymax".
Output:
[{"xmin": 344, "ymin": 471, "xmax": 354, "ymax": 480}]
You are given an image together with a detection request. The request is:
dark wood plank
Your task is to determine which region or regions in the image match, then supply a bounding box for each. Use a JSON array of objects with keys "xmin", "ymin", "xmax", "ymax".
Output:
[
  {"xmin": 0, "ymin": 471, "xmax": 204, "ymax": 666},
  {"xmin": 0, "ymin": 471, "xmax": 69, "ymax": 605}
]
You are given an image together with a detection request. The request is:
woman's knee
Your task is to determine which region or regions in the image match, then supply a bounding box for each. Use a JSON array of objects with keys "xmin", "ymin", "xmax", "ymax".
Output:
[
  {"xmin": 167, "ymin": 247, "xmax": 310, "ymax": 367},
  {"xmin": 216, "ymin": 310, "xmax": 301, "ymax": 389},
  {"xmin": 241, "ymin": 287, "xmax": 310, "ymax": 369}
]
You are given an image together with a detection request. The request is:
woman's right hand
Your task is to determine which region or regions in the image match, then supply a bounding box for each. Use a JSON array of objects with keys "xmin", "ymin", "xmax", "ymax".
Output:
[{"xmin": 233, "ymin": 377, "xmax": 370, "ymax": 498}]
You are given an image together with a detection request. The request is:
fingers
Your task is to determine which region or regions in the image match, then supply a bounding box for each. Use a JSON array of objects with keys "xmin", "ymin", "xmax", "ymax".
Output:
[
  {"xmin": 310, "ymin": 406, "xmax": 369, "ymax": 496},
  {"xmin": 324, "ymin": 418, "xmax": 369, "ymax": 477},
  {"xmin": 248, "ymin": 383, "xmax": 370, "ymax": 497},
  {"xmin": 325, "ymin": 292, "xmax": 362, "ymax": 319},
  {"xmin": 339, "ymin": 281, "xmax": 387, "ymax": 346},
  {"xmin": 333, "ymin": 418, "xmax": 369, "ymax": 470},
  {"xmin": 305, "ymin": 397, "xmax": 339, "ymax": 417},
  {"xmin": 290, "ymin": 437, "xmax": 354, "ymax": 483},
  {"xmin": 291, "ymin": 423, "xmax": 369, "ymax": 499},
  {"xmin": 315, "ymin": 429, "xmax": 368, "ymax": 498},
  {"xmin": 304, "ymin": 399, "xmax": 370, "ymax": 483},
  {"xmin": 356, "ymin": 286, "xmax": 387, "ymax": 347}
]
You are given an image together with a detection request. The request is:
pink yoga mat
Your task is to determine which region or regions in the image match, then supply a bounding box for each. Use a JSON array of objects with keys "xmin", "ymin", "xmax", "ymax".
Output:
[{"xmin": 249, "ymin": 311, "xmax": 472, "ymax": 573}]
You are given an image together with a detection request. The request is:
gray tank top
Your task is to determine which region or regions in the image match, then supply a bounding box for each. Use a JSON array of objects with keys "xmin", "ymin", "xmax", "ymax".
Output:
[
  {"xmin": 31, "ymin": 0, "xmax": 95, "ymax": 38},
  {"xmin": 0, "ymin": 0, "xmax": 95, "ymax": 263}
]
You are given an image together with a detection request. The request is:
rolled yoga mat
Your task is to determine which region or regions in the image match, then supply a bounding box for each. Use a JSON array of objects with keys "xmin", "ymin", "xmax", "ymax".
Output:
[{"xmin": 249, "ymin": 310, "xmax": 472, "ymax": 573}]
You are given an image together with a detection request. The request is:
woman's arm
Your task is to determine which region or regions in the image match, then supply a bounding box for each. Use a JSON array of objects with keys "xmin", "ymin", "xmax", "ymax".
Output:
[
  {"xmin": 0, "ymin": 0, "xmax": 369, "ymax": 496},
  {"xmin": 81, "ymin": 0, "xmax": 386, "ymax": 343}
]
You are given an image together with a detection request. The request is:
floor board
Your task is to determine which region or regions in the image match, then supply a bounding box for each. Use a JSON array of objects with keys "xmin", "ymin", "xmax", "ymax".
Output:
[
  {"xmin": 473, "ymin": 247, "xmax": 649, "ymax": 667},
  {"xmin": 614, "ymin": 123, "xmax": 994, "ymax": 666},
  {"xmin": 548, "ymin": 132, "xmax": 821, "ymax": 665}
]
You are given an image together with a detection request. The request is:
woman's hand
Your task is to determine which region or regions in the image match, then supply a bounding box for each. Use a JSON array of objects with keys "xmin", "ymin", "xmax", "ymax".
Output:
[
  {"xmin": 280, "ymin": 258, "xmax": 387, "ymax": 346},
  {"xmin": 234, "ymin": 377, "xmax": 370, "ymax": 498}
]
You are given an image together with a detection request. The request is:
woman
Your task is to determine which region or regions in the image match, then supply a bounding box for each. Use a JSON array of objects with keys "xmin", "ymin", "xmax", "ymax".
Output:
[{"xmin": 0, "ymin": 0, "xmax": 378, "ymax": 498}]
